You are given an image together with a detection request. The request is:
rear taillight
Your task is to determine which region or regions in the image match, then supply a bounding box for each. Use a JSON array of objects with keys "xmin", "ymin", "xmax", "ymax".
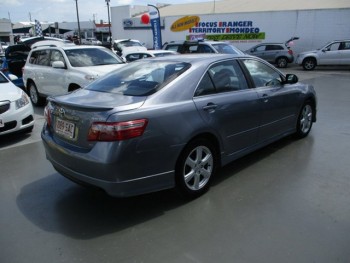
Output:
[
  {"xmin": 88, "ymin": 119, "xmax": 148, "ymax": 141},
  {"xmin": 44, "ymin": 105, "xmax": 51, "ymax": 127},
  {"xmin": 288, "ymin": 49, "xmax": 293, "ymax": 55}
]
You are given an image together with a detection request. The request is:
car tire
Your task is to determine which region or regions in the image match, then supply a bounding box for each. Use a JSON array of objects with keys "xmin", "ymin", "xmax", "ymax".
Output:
[
  {"xmin": 295, "ymin": 101, "xmax": 314, "ymax": 138},
  {"xmin": 175, "ymin": 138, "xmax": 218, "ymax": 198},
  {"xmin": 276, "ymin": 57, "xmax": 288, "ymax": 68},
  {"xmin": 28, "ymin": 82, "xmax": 45, "ymax": 106},
  {"xmin": 302, "ymin": 58, "xmax": 317, "ymax": 71}
]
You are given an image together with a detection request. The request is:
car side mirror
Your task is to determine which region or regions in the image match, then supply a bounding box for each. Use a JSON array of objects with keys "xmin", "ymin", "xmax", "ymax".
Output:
[
  {"xmin": 52, "ymin": 61, "xmax": 65, "ymax": 69},
  {"xmin": 284, "ymin": 74, "xmax": 298, "ymax": 84}
]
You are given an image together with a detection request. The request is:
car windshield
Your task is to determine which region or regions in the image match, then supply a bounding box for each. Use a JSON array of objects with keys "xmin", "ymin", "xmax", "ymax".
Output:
[
  {"xmin": 64, "ymin": 48, "xmax": 124, "ymax": 67},
  {"xmin": 212, "ymin": 44, "xmax": 242, "ymax": 54},
  {"xmin": 86, "ymin": 61, "xmax": 191, "ymax": 96}
]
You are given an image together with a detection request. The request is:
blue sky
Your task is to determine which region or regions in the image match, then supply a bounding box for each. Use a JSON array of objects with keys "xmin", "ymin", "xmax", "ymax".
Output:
[{"xmin": 1, "ymin": 0, "xmax": 214, "ymax": 23}]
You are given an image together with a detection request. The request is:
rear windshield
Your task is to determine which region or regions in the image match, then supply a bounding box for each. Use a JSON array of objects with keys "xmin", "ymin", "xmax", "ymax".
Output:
[
  {"xmin": 212, "ymin": 44, "xmax": 242, "ymax": 54},
  {"xmin": 86, "ymin": 61, "xmax": 191, "ymax": 96},
  {"xmin": 64, "ymin": 48, "xmax": 124, "ymax": 67}
]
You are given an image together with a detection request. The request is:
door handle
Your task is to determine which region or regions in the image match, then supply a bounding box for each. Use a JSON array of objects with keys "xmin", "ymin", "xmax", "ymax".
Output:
[
  {"xmin": 262, "ymin": 93, "xmax": 269, "ymax": 103},
  {"xmin": 203, "ymin": 103, "xmax": 218, "ymax": 112}
]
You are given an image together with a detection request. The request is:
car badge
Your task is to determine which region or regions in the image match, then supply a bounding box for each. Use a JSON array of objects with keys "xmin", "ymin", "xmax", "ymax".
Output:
[{"xmin": 58, "ymin": 108, "xmax": 65, "ymax": 118}]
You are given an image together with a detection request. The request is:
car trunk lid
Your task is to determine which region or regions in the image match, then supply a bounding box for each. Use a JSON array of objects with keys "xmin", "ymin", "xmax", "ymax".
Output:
[{"xmin": 47, "ymin": 89, "xmax": 146, "ymax": 149}]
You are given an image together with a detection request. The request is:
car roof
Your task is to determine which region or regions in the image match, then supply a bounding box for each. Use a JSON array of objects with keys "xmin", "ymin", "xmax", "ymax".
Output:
[
  {"xmin": 31, "ymin": 43, "xmax": 108, "ymax": 51},
  {"xmin": 31, "ymin": 40, "xmax": 75, "ymax": 49},
  {"xmin": 141, "ymin": 53, "xmax": 250, "ymax": 64}
]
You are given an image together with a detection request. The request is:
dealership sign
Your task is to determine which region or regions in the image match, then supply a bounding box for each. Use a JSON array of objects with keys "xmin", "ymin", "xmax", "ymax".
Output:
[
  {"xmin": 171, "ymin": 16, "xmax": 200, "ymax": 32},
  {"xmin": 171, "ymin": 16, "xmax": 265, "ymax": 42}
]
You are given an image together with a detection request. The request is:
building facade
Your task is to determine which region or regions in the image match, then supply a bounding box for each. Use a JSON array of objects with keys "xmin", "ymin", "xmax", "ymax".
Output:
[{"xmin": 110, "ymin": 2, "xmax": 350, "ymax": 54}]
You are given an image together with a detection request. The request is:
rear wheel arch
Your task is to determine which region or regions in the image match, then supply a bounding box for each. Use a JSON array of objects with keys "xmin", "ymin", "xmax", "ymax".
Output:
[
  {"xmin": 275, "ymin": 56, "xmax": 288, "ymax": 68},
  {"xmin": 175, "ymin": 133, "xmax": 221, "ymax": 198}
]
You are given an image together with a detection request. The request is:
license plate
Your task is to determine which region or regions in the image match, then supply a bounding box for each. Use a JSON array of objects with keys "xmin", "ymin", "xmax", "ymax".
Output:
[{"xmin": 55, "ymin": 118, "xmax": 76, "ymax": 139}]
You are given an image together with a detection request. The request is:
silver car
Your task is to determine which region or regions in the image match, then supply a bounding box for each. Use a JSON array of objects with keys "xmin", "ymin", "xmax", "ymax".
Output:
[
  {"xmin": 296, "ymin": 40, "xmax": 350, "ymax": 70},
  {"xmin": 42, "ymin": 54, "xmax": 317, "ymax": 198}
]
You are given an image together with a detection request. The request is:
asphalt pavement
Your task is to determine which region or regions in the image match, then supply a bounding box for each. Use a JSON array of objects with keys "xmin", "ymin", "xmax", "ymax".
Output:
[{"xmin": 1, "ymin": 65, "xmax": 350, "ymax": 263}]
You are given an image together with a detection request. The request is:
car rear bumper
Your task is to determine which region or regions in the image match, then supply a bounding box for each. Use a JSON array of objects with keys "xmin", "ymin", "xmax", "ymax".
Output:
[{"xmin": 41, "ymin": 129, "xmax": 176, "ymax": 197}]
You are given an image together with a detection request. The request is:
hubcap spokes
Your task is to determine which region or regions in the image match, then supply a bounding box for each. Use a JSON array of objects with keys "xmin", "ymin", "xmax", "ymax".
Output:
[
  {"xmin": 300, "ymin": 105, "xmax": 312, "ymax": 133},
  {"xmin": 184, "ymin": 146, "xmax": 213, "ymax": 191},
  {"xmin": 30, "ymin": 87, "xmax": 38, "ymax": 104}
]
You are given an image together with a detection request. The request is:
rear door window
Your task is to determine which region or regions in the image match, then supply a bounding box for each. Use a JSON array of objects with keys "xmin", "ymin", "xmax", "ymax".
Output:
[
  {"xmin": 195, "ymin": 60, "xmax": 248, "ymax": 96},
  {"xmin": 29, "ymin": 50, "xmax": 50, "ymax": 66}
]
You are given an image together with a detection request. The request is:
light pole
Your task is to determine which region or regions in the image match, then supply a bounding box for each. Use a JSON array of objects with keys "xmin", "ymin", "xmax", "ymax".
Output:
[
  {"xmin": 74, "ymin": 0, "xmax": 81, "ymax": 44},
  {"xmin": 105, "ymin": 0, "xmax": 112, "ymax": 48}
]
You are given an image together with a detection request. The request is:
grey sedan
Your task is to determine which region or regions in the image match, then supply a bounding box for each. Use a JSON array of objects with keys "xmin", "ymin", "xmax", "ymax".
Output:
[{"xmin": 42, "ymin": 54, "xmax": 317, "ymax": 198}]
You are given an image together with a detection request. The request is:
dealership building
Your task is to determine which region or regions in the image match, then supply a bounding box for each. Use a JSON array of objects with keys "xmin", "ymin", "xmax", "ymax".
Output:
[{"xmin": 110, "ymin": 0, "xmax": 350, "ymax": 53}]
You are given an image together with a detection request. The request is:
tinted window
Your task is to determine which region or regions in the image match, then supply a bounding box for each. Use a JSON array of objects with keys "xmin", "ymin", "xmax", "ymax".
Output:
[
  {"xmin": 29, "ymin": 50, "xmax": 50, "ymax": 66},
  {"xmin": 64, "ymin": 48, "xmax": 123, "ymax": 67},
  {"xmin": 164, "ymin": 44, "xmax": 181, "ymax": 52},
  {"xmin": 197, "ymin": 45, "xmax": 214, "ymax": 53},
  {"xmin": 212, "ymin": 44, "xmax": 241, "ymax": 54},
  {"xmin": 255, "ymin": 45, "xmax": 266, "ymax": 52},
  {"xmin": 125, "ymin": 53, "xmax": 152, "ymax": 62},
  {"xmin": 266, "ymin": 45, "xmax": 284, "ymax": 51},
  {"xmin": 195, "ymin": 60, "xmax": 248, "ymax": 96},
  {"xmin": 242, "ymin": 59, "xmax": 282, "ymax": 87},
  {"xmin": 86, "ymin": 61, "xmax": 191, "ymax": 96}
]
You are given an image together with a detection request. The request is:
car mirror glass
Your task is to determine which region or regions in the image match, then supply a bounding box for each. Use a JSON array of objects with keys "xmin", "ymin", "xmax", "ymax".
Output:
[{"xmin": 285, "ymin": 74, "xmax": 298, "ymax": 84}]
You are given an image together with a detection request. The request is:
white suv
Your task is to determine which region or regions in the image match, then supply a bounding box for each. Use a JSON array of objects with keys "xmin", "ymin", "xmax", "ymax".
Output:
[
  {"xmin": 296, "ymin": 39, "xmax": 350, "ymax": 70},
  {"xmin": 23, "ymin": 42, "xmax": 126, "ymax": 105}
]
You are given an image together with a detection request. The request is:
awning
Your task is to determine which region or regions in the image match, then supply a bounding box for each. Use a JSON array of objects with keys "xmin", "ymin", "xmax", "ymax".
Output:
[
  {"xmin": 42, "ymin": 26, "xmax": 72, "ymax": 34},
  {"xmin": 12, "ymin": 27, "xmax": 32, "ymax": 34}
]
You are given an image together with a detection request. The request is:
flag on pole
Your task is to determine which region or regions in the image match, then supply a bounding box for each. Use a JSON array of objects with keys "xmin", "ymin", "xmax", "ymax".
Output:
[
  {"xmin": 34, "ymin": 20, "xmax": 43, "ymax": 36},
  {"xmin": 148, "ymin": 5, "xmax": 162, "ymax": 50}
]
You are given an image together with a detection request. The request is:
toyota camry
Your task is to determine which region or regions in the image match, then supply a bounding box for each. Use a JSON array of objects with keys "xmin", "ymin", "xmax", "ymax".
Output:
[{"xmin": 42, "ymin": 54, "xmax": 317, "ymax": 198}]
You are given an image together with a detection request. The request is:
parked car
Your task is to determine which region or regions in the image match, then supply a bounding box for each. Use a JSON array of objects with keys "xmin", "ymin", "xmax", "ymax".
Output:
[
  {"xmin": 245, "ymin": 37, "xmax": 299, "ymax": 68},
  {"xmin": 41, "ymin": 54, "xmax": 317, "ymax": 198},
  {"xmin": 81, "ymin": 38, "xmax": 102, "ymax": 45},
  {"xmin": 163, "ymin": 39, "xmax": 244, "ymax": 55},
  {"xmin": 23, "ymin": 42, "xmax": 126, "ymax": 106},
  {"xmin": 0, "ymin": 72, "xmax": 34, "ymax": 136},
  {"xmin": 296, "ymin": 39, "xmax": 350, "ymax": 70},
  {"xmin": 123, "ymin": 50, "xmax": 179, "ymax": 62},
  {"xmin": 0, "ymin": 37, "xmax": 71, "ymax": 89},
  {"xmin": 0, "ymin": 44, "xmax": 31, "ymax": 89},
  {"xmin": 112, "ymin": 39, "xmax": 147, "ymax": 57}
]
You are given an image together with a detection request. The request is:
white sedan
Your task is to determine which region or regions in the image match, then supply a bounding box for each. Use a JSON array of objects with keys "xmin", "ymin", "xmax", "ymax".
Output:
[
  {"xmin": 0, "ymin": 72, "xmax": 34, "ymax": 135},
  {"xmin": 123, "ymin": 50, "xmax": 179, "ymax": 62}
]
